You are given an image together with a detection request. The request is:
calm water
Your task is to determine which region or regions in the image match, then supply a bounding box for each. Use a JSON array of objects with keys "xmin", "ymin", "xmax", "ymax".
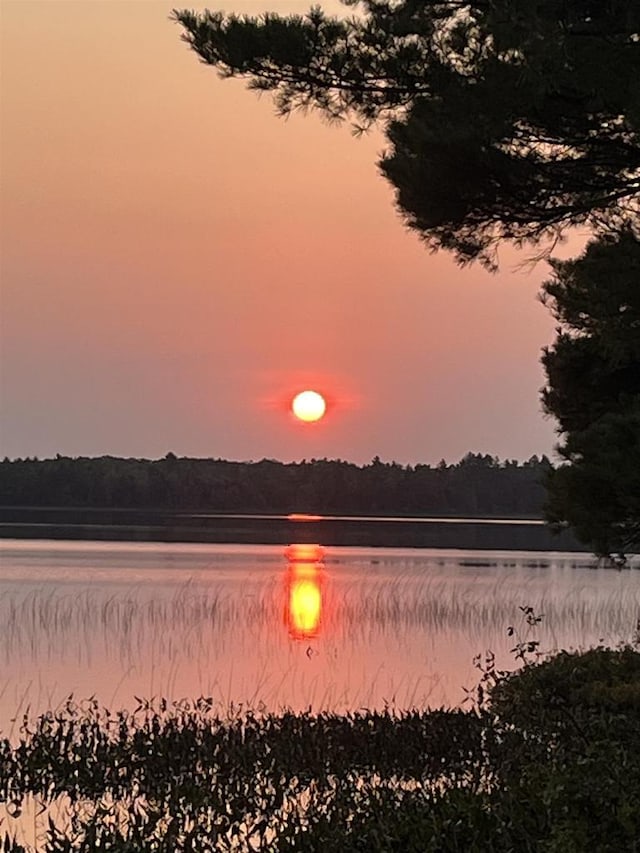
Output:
[{"xmin": 1, "ymin": 539, "xmax": 639, "ymax": 732}]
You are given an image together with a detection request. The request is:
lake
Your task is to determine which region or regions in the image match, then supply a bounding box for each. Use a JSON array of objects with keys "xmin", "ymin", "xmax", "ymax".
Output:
[{"xmin": 1, "ymin": 538, "xmax": 639, "ymax": 734}]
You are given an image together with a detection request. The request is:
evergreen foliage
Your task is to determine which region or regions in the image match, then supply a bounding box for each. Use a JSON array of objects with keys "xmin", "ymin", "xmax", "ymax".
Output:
[
  {"xmin": 173, "ymin": 0, "xmax": 640, "ymax": 267},
  {"xmin": 541, "ymin": 230, "xmax": 640, "ymax": 558}
]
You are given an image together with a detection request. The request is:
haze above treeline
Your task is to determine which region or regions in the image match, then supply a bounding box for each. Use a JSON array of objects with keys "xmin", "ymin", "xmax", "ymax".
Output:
[{"xmin": 0, "ymin": 454, "xmax": 552, "ymax": 518}]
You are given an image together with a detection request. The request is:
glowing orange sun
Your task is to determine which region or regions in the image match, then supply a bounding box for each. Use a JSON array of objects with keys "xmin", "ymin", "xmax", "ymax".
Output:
[{"xmin": 291, "ymin": 390, "xmax": 326, "ymax": 423}]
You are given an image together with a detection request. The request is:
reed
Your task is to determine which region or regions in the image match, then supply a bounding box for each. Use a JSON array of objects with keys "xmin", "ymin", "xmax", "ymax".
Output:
[{"xmin": 1, "ymin": 575, "xmax": 637, "ymax": 661}]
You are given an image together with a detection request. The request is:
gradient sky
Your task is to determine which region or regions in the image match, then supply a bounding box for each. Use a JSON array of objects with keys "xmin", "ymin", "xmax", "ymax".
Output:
[{"xmin": 1, "ymin": 0, "xmax": 583, "ymax": 465}]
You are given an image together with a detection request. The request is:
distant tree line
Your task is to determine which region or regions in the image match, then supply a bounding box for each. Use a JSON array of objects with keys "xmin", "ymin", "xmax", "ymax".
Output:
[{"xmin": 0, "ymin": 453, "xmax": 552, "ymax": 517}]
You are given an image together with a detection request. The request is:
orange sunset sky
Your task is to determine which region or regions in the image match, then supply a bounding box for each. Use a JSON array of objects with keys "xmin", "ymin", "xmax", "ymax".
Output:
[{"xmin": 1, "ymin": 0, "xmax": 581, "ymax": 465}]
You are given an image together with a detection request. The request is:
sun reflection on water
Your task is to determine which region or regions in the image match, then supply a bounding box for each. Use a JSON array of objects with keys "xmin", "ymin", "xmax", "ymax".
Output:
[{"xmin": 285, "ymin": 544, "xmax": 324, "ymax": 640}]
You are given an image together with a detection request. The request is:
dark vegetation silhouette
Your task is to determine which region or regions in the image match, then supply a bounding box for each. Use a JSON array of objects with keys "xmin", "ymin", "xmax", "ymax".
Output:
[
  {"xmin": 172, "ymin": 1, "xmax": 640, "ymax": 559},
  {"xmin": 0, "ymin": 453, "xmax": 550, "ymax": 517},
  {"xmin": 173, "ymin": 0, "xmax": 639, "ymax": 268},
  {"xmin": 2, "ymin": 644, "xmax": 640, "ymax": 850},
  {"xmin": 541, "ymin": 230, "xmax": 640, "ymax": 558}
]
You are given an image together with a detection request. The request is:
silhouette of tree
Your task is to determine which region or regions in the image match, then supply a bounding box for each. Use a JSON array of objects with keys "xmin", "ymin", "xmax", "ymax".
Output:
[
  {"xmin": 173, "ymin": 0, "xmax": 639, "ymax": 267},
  {"xmin": 0, "ymin": 454, "xmax": 549, "ymax": 518},
  {"xmin": 541, "ymin": 230, "xmax": 640, "ymax": 558}
]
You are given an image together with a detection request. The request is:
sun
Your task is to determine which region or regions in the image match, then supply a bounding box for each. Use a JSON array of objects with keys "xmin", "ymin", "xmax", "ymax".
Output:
[{"xmin": 291, "ymin": 390, "xmax": 326, "ymax": 423}]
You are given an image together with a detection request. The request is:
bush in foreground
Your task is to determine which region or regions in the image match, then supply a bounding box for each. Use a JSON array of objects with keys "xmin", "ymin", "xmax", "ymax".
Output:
[{"xmin": 1, "ymin": 648, "xmax": 639, "ymax": 851}]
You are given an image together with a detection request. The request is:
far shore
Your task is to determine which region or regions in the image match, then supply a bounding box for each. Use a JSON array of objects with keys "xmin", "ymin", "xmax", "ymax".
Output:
[{"xmin": 0, "ymin": 507, "xmax": 584, "ymax": 551}]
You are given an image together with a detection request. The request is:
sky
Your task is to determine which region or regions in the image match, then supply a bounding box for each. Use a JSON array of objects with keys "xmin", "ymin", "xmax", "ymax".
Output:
[{"xmin": 0, "ymin": 0, "xmax": 580, "ymax": 465}]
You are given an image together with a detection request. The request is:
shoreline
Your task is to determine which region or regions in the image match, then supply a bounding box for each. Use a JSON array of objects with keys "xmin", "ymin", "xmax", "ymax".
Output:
[{"xmin": 0, "ymin": 509, "xmax": 583, "ymax": 551}]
